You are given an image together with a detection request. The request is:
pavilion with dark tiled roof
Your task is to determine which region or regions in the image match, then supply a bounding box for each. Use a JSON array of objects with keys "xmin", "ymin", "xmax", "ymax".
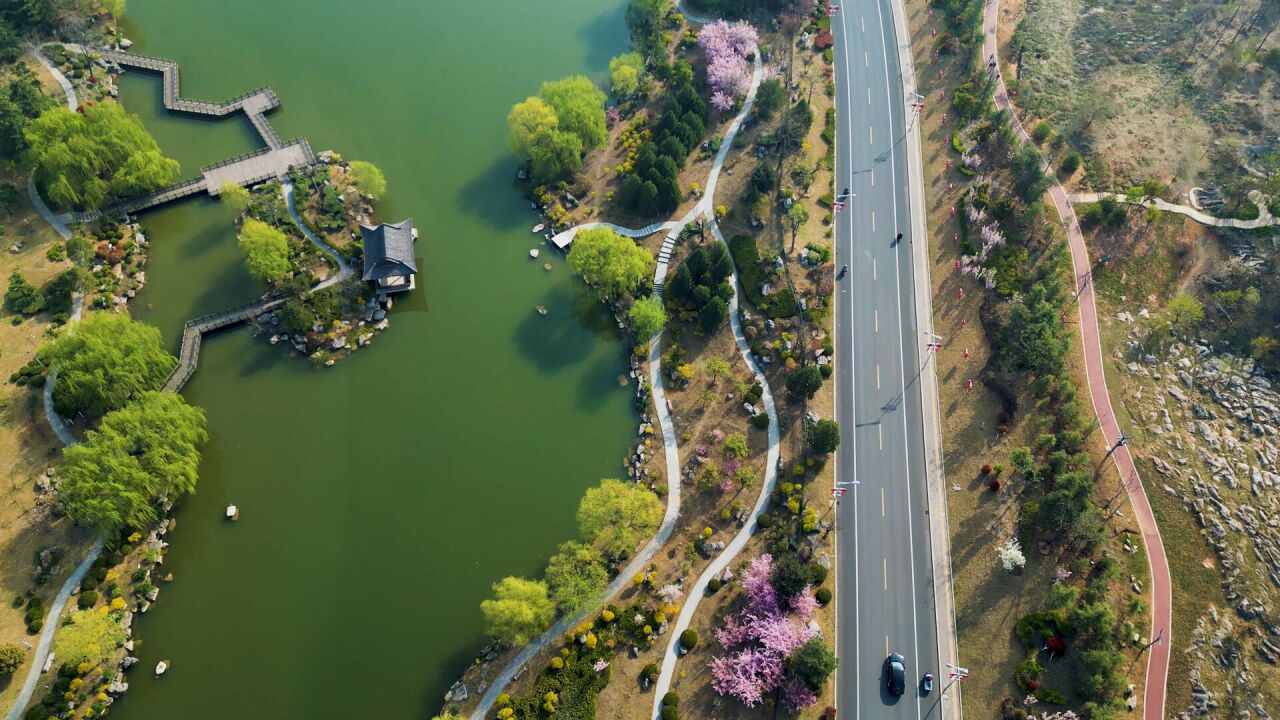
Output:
[{"xmin": 361, "ymin": 219, "xmax": 418, "ymax": 296}]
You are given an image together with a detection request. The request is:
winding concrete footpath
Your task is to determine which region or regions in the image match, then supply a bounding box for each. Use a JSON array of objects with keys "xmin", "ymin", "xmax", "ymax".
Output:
[
  {"xmin": 469, "ymin": 15, "xmax": 776, "ymax": 719},
  {"xmin": 8, "ymin": 293, "xmax": 100, "ymax": 720},
  {"xmin": 26, "ymin": 176, "xmax": 71, "ymax": 242},
  {"xmin": 8, "ymin": 53, "xmax": 98, "ymax": 712},
  {"xmin": 26, "ymin": 44, "xmax": 77, "ymax": 111},
  {"xmin": 549, "ymin": 220, "xmax": 681, "ymax": 251},
  {"xmin": 984, "ymin": 1, "xmax": 1172, "ymax": 717},
  {"xmin": 4, "ymin": 536, "xmax": 105, "ymax": 720},
  {"xmin": 1069, "ymin": 191, "xmax": 1280, "ymax": 230},
  {"xmin": 282, "ymin": 182, "xmax": 354, "ymax": 291},
  {"xmin": 467, "ymin": 323, "xmax": 684, "ymax": 720}
]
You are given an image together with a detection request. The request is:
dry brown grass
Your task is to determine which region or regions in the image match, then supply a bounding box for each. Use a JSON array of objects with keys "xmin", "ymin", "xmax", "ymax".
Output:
[
  {"xmin": 0, "ymin": 166, "xmax": 95, "ymax": 708},
  {"xmin": 906, "ymin": 0, "xmax": 1157, "ymax": 713}
]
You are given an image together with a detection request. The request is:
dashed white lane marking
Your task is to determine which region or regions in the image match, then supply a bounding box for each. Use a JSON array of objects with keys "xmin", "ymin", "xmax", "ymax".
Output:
[
  {"xmin": 869, "ymin": 125, "xmax": 874, "ymax": 145},
  {"xmin": 878, "ymin": 424, "xmax": 883, "ymax": 449},
  {"xmin": 868, "ymin": 86, "xmax": 872, "ymax": 105},
  {"xmin": 883, "ymin": 558, "xmax": 888, "ymax": 590},
  {"xmin": 871, "ymin": 169, "xmax": 875, "ymax": 186},
  {"xmin": 881, "ymin": 487, "xmax": 886, "ymax": 517},
  {"xmin": 876, "ymin": 364, "xmax": 881, "ymax": 389},
  {"xmin": 865, "ymin": 51, "xmax": 869, "ymax": 67},
  {"xmin": 872, "ymin": 258, "xmax": 877, "ymax": 280},
  {"xmin": 875, "ymin": 309, "xmax": 879, "ymax": 332},
  {"xmin": 871, "ymin": 211, "xmax": 876, "ymax": 232}
]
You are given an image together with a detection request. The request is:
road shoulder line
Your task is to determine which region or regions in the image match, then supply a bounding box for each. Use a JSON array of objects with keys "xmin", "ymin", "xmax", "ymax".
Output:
[{"xmin": 884, "ymin": 0, "xmax": 962, "ymax": 717}]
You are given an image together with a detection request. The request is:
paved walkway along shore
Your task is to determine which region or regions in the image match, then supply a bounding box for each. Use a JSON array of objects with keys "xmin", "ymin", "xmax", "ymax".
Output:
[
  {"xmin": 984, "ymin": 2, "xmax": 1172, "ymax": 717},
  {"xmin": 468, "ymin": 13, "xmax": 781, "ymax": 720},
  {"xmin": 4, "ymin": 54, "xmax": 104, "ymax": 720},
  {"xmin": 1069, "ymin": 191, "xmax": 1280, "ymax": 230},
  {"xmin": 26, "ymin": 43, "xmax": 77, "ymax": 111}
]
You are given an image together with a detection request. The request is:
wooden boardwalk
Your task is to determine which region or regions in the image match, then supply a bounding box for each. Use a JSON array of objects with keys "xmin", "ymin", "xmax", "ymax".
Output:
[
  {"xmin": 161, "ymin": 296, "xmax": 288, "ymax": 393},
  {"xmin": 62, "ymin": 49, "xmax": 317, "ymax": 223}
]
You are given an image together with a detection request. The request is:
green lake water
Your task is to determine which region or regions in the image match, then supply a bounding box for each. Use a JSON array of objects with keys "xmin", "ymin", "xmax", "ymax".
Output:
[{"xmin": 109, "ymin": 1, "xmax": 632, "ymax": 717}]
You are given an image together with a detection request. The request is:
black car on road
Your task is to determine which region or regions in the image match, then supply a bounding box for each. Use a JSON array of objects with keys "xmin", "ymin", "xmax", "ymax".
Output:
[{"xmin": 886, "ymin": 652, "xmax": 906, "ymax": 696}]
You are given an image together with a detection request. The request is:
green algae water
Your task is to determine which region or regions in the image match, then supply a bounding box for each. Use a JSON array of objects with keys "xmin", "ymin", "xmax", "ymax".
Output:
[{"xmin": 111, "ymin": 1, "xmax": 632, "ymax": 717}]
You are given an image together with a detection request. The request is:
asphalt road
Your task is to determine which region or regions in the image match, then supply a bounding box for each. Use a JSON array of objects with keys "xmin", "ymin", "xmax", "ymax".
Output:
[{"xmin": 831, "ymin": 0, "xmax": 944, "ymax": 717}]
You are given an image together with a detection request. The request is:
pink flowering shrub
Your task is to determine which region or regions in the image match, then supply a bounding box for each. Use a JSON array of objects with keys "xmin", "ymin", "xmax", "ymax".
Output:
[
  {"xmin": 698, "ymin": 20, "xmax": 758, "ymax": 110},
  {"xmin": 960, "ymin": 197, "xmax": 1007, "ymax": 289},
  {"xmin": 709, "ymin": 554, "xmax": 822, "ymax": 710}
]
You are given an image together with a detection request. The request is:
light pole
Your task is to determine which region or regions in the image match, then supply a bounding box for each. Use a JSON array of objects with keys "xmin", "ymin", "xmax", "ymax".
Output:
[
  {"xmin": 906, "ymin": 91, "xmax": 925, "ymax": 131},
  {"xmin": 922, "ymin": 331, "xmax": 943, "ymax": 369},
  {"xmin": 827, "ymin": 480, "xmax": 859, "ymax": 517},
  {"xmin": 942, "ymin": 662, "xmax": 969, "ymax": 695}
]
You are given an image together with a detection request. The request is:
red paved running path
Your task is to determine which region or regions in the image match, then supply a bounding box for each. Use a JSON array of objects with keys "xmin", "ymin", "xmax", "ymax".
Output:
[{"xmin": 981, "ymin": 1, "xmax": 1173, "ymax": 717}]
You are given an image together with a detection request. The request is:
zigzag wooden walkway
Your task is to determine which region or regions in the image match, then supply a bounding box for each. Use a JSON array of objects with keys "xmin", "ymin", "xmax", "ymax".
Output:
[
  {"xmin": 162, "ymin": 296, "xmax": 288, "ymax": 393},
  {"xmin": 60, "ymin": 50, "xmax": 317, "ymax": 223}
]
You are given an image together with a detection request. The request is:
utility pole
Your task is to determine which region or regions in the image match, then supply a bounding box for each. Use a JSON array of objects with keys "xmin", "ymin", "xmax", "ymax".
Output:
[{"xmin": 942, "ymin": 663, "xmax": 969, "ymax": 696}]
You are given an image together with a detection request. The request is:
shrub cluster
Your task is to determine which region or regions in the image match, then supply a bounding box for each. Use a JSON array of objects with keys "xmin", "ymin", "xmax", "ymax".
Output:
[
  {"xmin": 728, "ymin": 235, "xmax": 797, "ymax": 318},
  {"xmin": 617, "ymin": 64, "xmax": 708, "ymax": 216},
  {"xmin": 665, "ymin": 242, "xmax": 732, "ymax": 333}
]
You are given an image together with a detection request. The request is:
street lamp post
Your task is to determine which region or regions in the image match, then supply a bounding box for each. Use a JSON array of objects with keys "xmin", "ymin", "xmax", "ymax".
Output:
[
  {"xmin": 942, "ymin": 662, "xmax": 969, "ymax": 695},
  {"xmin": 906, "ymin": 91, "xmax": 925, "ymax": 130},
  {"xmin": 826, "ymin": 479, "xmax": 860, "ymax": 527},
  {"xmin": 922, "ymin": 331, "xmax": 943, "ymax": 369}
]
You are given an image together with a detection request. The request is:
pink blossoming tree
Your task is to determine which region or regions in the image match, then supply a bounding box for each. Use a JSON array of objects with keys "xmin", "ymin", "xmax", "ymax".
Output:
[
  {"xmin": 709, "ymin": 554, "xmax": 823, "ymax": 710},
  {"xmin": 698, "ymin": 20, "xmax": 759, "ymax": 111}
]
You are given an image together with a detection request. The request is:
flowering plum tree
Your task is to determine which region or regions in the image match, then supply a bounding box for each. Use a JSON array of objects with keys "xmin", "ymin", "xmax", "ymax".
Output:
[
  {"xmin": 709, "ymin": 554, "xmax": 824, "ymax": 709},
  {"xmin": 698, "ymin": 21, "xmax": 759, "ymax": 110}
]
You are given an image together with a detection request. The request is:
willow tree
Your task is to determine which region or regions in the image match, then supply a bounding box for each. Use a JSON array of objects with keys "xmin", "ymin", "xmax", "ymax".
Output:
[
  {"xmin": 58, "ymin": 391, "xmax": 207, "ymax": 535},
  {"xmin": 576, "ymin": 478, "xmax": 663, "ymax": 560},
  {"xmin": 26, "ymin": 103, "xmax": 179, "ymax": 211},
  {"xmin": 348, "ymin": 160, "xmax": 387, "ymax": 199},
  {"xmin": 237, "ymin": 218, "xmax": 292, "ymax": 284},
  {"xmin": 219, "ymin": 183, "xmax": 251, "ymax": 213},
  {"xmin": 480, "ymin": 577, "xmax": 556, "ymax": 645},
  {"xmin": 566, "ymin": 227, "xmax": 653, "ymax": 301},
  {"xmin": 539, "ymin": 76, "xmax": 607, "ymax": 150},
  {"xmin": 41, "ymin": 312, "xmax": 175, "ymax": 420}
]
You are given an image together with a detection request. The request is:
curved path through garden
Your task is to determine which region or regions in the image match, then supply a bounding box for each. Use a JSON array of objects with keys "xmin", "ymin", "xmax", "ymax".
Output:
[
  {"xmin": 469, "ymin": 16, "xmax": 776, "ymax": 720},
  {"xmin": 281, "ymin": 182, "xmax": 355, "ymax": 291},
  {"xmin": 6, "ymin": 48, "xmax": 105, "ymax": 720},
  {"xmin": 984, "ymin": 2, "xmax": 1172, "ymax": 717},
  {"xmin": 1069, "ymin": 191, "xmax": 1280, "ymax": 230},
  {"xmin": 27, "ymin": 44, "xmax": 78, "ymax": 111}
]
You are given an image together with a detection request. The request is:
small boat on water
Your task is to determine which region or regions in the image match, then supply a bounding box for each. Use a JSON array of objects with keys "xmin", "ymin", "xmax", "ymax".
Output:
[
  {"xmin": 529, "ymin": 248, "xmax": 540, "ymax": 259},
  {"xmin": 531, "ymin": 223, "xmax": 545, "ymax": 234},
  {"xmin": 155, "ymin": 660, "xmax": 169, "ymax": 676},
  {"xmin": 535, "ymin": 305, "xmax": 549, "ymax": 315},
  {"xmin": 225, "ymin": 505, "xmax": 239, "ymax": 521}
]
